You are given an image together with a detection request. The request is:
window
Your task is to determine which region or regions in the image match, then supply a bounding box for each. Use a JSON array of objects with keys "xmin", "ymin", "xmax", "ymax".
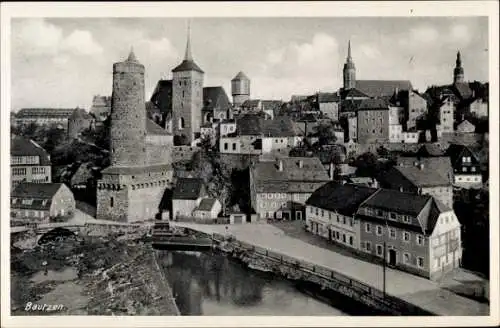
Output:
[
  {"xmin": 336, "ymin": 231, "xmax": 340, "ymax": 239},
  {"xmin": 389, "ymin": 212, "xmax": 397, "ymax": 220},
  {"xmin": 365, "ymin": 223, "xmax": 371, "ymax": 233},
  {"xmin": 365, "ymin": 241, "xmax": 372, "ymax": 252},
  {"xmin": 416, "ymin": 234, "xmax": 424, "ymax": 245},
  {"xmin": 22, "ymin": 199, "xmax": 33, "ymax": 205},
  {"xmin": 403, "ymin": 232, "xmax": 410, "ymax": 242},
  {"xmin": 462, "ymin": 167, "xmax": 467, "ymax": 172},
  {"xmin": 224, "ymin": 143, "xmax": 228, "ymax": 150},
  {"xmin": 232, "ymin": 143, "xmax": 236, "ymax": 151},
  {"xmin": 471, "ymin": 167, "xmax": 476, "ymax": 172},
  {"xmin": 315, "ymin": 208, "xmax": 319, "ymax": 215},
  {"xmin": 376, "ymin": 225, "xmax": 383, "ymax": 236},
  {"xmin": 376, "ymin": 209, "xmax": 383, "ymax": 217},
  {"xmin": 343, "ymin": 217, "xmax": 346, "ymax": 225},
  {"xmin": 321, "ymin": 209, "xmax": 324, "ymax": 217},
  {"xmin": 349, "ymin": 218, "xmax": 353, "ymax": 227},
  {"xmin": 110, "ymin": 197, "xmax": 114, "ymax": 207},
  {"xmin": 417, "ymin": 257, "xmax": 424, "ymax": 268},
  {"xmin": 389, "ymin": 228, "xmax": 396, "ymax": 239},
  {"xmin": 376, "ymin": 244, "xmax": 383, "ymax": 256},
  {"xmin": 179, "ymin": 117, "xmax": 185, "ymax": 130},
  {"xmin": 342, "ymin": 234, "xmax": 346, "ymax": 243},
  {"xmin": 403, "ymin": 253, "xmax": 411, "ymax": 264},
  {"xmin": 349, "ymin": 236, "xmax": 353, "ymax": 245}
]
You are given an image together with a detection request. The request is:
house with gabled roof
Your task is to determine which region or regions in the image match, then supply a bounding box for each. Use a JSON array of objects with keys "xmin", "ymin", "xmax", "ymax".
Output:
[
  {"xmin": 305, "ymin": 182, "xmax": 378, "ymax": 250},
  {"xmin": 379, "ymin": 160, "xmax": 453, "ymax": 208},
  {"xmin": 446, "ymin": 144, "xmax": 483, "ymax": 188},
  {"xmin": 11, "ymin": 182, "xmax": 75, "ymax": 223},
  {"xmin": 250, "ymin": 157, "xmax": 331, "ymax": 221},
  {"xmin": 171, "ymin": 178, "xmax": 206, "ymax": 219},
  {"xmin": 356, "ymin": 189, "xmax": 462, "ymax": 280},
  {"xmin": 11, "ymin": 135, "xmax": 52, "ymax": 186}
]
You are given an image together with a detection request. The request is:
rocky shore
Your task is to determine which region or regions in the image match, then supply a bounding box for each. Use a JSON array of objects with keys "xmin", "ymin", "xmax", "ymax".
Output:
[{"xmin": 11, "ymin": 233, "xmax": 180, "ymax": 316}]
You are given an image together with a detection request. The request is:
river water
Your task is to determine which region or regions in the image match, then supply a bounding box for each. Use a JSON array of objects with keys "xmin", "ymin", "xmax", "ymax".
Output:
[{"xmin": 157, "ymin": 251, "xmax": 347, "ymax": 316}]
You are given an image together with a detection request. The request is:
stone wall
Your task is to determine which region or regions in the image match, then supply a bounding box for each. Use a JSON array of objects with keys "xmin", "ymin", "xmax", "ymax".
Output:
[
  {"xmin": 96, "ymin": 185, "xmax": 129, "ymax": 222},
  {"xmin": 110, "ymin": 60, "xmax": 147, "ymax": 167}
]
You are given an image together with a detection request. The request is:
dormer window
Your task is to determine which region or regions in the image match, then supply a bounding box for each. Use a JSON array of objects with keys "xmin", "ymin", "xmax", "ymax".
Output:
[{"xmin": 22, "ymin": 199, "xmax": 33, "ymax": 205}]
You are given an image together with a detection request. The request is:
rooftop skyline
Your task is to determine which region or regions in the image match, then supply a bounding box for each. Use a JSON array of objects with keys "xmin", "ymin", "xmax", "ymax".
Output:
[{"xmin": 11, "ymin": 17, "xmax": 488, "ymax": 110}]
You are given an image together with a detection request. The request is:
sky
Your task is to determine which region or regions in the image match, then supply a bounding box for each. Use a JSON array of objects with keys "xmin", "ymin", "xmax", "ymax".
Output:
[{"xmin": 10, "ymin": 17, "xmax": 488, "ymax": 111}]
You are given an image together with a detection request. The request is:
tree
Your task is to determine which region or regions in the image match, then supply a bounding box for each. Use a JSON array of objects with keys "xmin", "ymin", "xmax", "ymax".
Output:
[{"xmin": 313, "ymin": 121, "xmax": 338, "ymax": 146}]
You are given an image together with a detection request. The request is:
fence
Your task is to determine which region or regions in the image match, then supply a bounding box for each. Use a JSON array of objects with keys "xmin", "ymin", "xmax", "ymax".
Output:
[
  {"xmin": 174, "ymin": 215, "xmax": 230, "ymax": 225},
  {"xmin": 210, "ymin": 232, "xmax": 431, "ymax": 315}
]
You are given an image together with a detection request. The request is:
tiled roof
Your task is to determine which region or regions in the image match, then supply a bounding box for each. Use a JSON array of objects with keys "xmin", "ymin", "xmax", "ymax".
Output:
[
  {"xmin": 252, "ymin": 157, "xmax": 330, "ymax": 193},
  {"xmin": 10, "ymin": 135, "xmax": 51, "ymax": 166},
  {"xmin": 457, "ymin": 120, "xmax": 475, "ymax": 132},
  {"xmin": 146, "ymin": 119, "xmax": 170, "ymax": 136},
  {"xmin": 446, "ymin": 144, "xmax": 481, "ymax": 168},
  {"xmin": 306, "ymin": 182, "xmax": 378, "ymax": 216},
  {"xmin": 101, "ymin": 163, "xmax": 172, "ymax": 175},
  {"xmin": 261, "ymin": 100, "xmax": 283, "ymax": 112},
  {"xmin": 70, "ymin": 163, "xmax": 94, "ymax": 185},
  {"xmin": 173, "ymin": 178, "xmax": 204, "ymax": 200},
  {"xmin": 261, "ymin": 117, "xmax": 299, "ymax": 137},
  {"xmin": 356, "ymin": 80, "xmax": 412, "ymax": 98},
  {"xmin": 11, "ymin": 182, "xmax": 64, "ymax": 199},
  {"xmin": 453, "ymin": 82, "xmax": 473, "ymax": 100},
  {"xmin": 396, "ymin": 157, "xmax": 453, "ymax": 183},
  {"xmin": 361, "ymin": 188, "xmax": 431, "ymax": 217},
  {"xmin": 172, "ymin": 60, "xmax": 204, "ymax": 73},
  {"xmin": 232, "ymin": 71, "xmax": 250, "ymax": 81},
  {"xmin": 341, "ymin": 99, "xmax": 363, "ymax": 113},
  {"xmin": 342, "ymin": 88, "xmax": 370, "ymax": 99},
  {"xmin": 150, "ymin": 80, "xmax": 173, "ymax": 114},
  {"xmin": 318, "ymin": 92, "xmax": 340, "ymax": 103},
  {"xmin": 203, "ymin": 86, "xmax": 231, "ymax": 112},
  {"xmin": 236, "ymin": 114, "xmax": 262, "ymax": 135},
  {"xmin": 383, "ymin": 165, "xmax": 451, "ymax": 188},
  {"xmin": 16, "ymin": 108, "xmax": 75, "ymax": 118},
  {"xmin": 196, "ymin": 198, "xmax": 218, "ymax": 211},
  {"xmin": 417, "ymin": 144, "xmax": 445, "ymax": 157},
  {"xmin": 357, "ymin": 98, "xmax": 390, "ymax": 111}
]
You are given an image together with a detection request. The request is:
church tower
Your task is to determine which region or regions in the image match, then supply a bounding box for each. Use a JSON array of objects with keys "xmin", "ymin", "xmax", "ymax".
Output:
[
  {"xmin": 172, "ymin": 23, "xmax": 204, "ymax": 145},
  {"xmin": 110, "ymin": 48, "xmax": 147, "ymax": 167},
  {"xmin": 453, "ymin": 51, "xmax": 465, "ymax": 84},
  {"xmin": 343, "ymin": 40, "xmax": 356, "ymax": 90},
  {"xmin": 231, "ymin": 71, "xmax": 251, "ymax": 107}
]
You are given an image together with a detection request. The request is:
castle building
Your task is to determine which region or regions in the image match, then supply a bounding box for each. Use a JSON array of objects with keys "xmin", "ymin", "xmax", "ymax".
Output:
[
  {"xmin": 231, "ymin": 71, "xmax": 251, "ymax": 107},
  {"xmin": 96, "ymin": 49, "xmax": 173, "ymax": 223},
  {"xmin": 171, "ymin": 25, "xmax": 204, "ymax": 145}
]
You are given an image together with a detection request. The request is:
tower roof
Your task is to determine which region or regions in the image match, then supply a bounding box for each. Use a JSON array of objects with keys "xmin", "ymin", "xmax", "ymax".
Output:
[
  {"xmin": 126, "ymin": 47, "xmax": 139, "ymax": 63},
  {"xmin": 172, "ymin": 22, "xmax": 204, "ymax": 74},
  {"xmin": 456, "ymin": 51, "xmax": 462, "ymax": 67},
  {"xmin": 232, "ymin": 71, "xmax": 250, "ymax": 81},
  {"xmin": 344, "ymin": 40, "xmax": 355, "ymax": 69}
]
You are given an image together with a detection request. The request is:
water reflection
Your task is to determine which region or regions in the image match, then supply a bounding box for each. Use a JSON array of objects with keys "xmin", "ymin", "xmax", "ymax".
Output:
[{"xmin": 157, "ymin": 251, "xmax": 345, "ymax": 316}]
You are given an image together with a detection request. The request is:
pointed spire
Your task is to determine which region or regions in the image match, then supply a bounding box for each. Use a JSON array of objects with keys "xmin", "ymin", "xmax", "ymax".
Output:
[
  {"xmin": 347, "ymin": 40, "xmax": 352, "ymax": 60},
  {"xmin": 184, "ymin": 20, "xmax": 193, "ymax": 61},
  {"xmin": 127, "ymin": 46, "xmax": 138, "ymax": 63},
  {"xmin": 456, "ymin": 50, "xmax": 462, "ymax": 67}
]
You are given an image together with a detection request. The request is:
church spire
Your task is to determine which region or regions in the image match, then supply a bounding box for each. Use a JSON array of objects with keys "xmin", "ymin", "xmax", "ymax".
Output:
[
  {"xmin": 347, "ymin": 40, "xmax": 352, "ymax": 61},
  {"xmin": 127, "ymin": 46, "xmax": 138, "ymax": 63},
  {"xmin": 453, "ymin": 50, "xmax": 464, "ymax": 84},
  {"xmin": 184, "ymin": 20, "xmax": 193, "ymax": 61},
  {"xmin": 456, "ymin": 51, "xmax": 462, "ymax": 67}
]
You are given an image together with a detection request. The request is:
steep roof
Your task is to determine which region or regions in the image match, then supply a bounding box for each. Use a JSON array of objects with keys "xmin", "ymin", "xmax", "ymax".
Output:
[
  {"xmin": 356, "ymin": 80, "xmax": 412, "ymax": 98},
  {"xmin": 173, "ymin": 178, "xmax": 204, "ymax": 200},
  {"xmin": 236, "ymin": 114, "xmax": 262, "ymax": 135},
  {"xmin": 416, "ymin": 144, "xmax": 446, "ymax": 157},
  {"xmin": 457, "ymin": 119, "xmax": 475, "ymax": 132},
  {"xmin": 306, "ymin": 182, "xmax": 378, "ymax": 216},
  {"xmin": 446, "ymin": 144, "xmax": 481, "ymax": 167},
  {"xmin": 396, "ymin": 157, "xmax": 453, "ymax": 183},
  {"xmin": 232, "ymin": 71, "xmax": 250, "ymax": 81},
  {"xmin": 361, "ymin": 188, "xmax": 431, "ymax": 216},
  {"xmin": 242, "ymin": 99, "xmax": 261, "ymax": 108},
  {"xmin": 146, "ymin": 119, "xmax": 170, "ymax": 136},
  {"xmin": 203, "ymin": 86, "xmax": 231, "ymax": 112},
  {"xmin": 10, "ymin": 135, "xmax": 51, "ymax": 166},
  {"xmin": 196, "ymin": 198, "xmax": 218, "ymax": 212},
  {"xmin": 150, "ymin": 80, "xmax": 173, "ymax": 114},
  {"xmin": 357, "ymin": 98, "xmax": 390, "ymax": 111},
  {"xmin": 261, "ymin": 100, "xmax": 283, "ymax": 112},
  {"xmin": 172, "ymin": 59, "xmax": 204, "ymax": 73},
  {"xmin": 318, "ymin": 92, "xmax": 341, "ymax": 103},
  {"xmin": 69, "ymin": 108, "xmax": 92, "ymax": 121},
  {"xmin": 252, "ymin": 157, "xmax": 330, "ymax": 193},
  {"xmin": 453, "ymin": 82, "xmax": 473, "ymax": 100},
  {"xmin": 11, "ymin": 182, "xmax": 64, "ymax": 199},
  {"xmin": 261, "ymin": 117, "xmax": 299, "ymax": 137},
  {"xmin": 70, "ymin": 162, "xmax": 94, "ymax": 185},
  {"xmin": 383, "ymin": 165, "xmax": 451, "ymax": 188},
  {"xmin": 342, "ymin": 88, "xmax": 371, "ymax": 99}
]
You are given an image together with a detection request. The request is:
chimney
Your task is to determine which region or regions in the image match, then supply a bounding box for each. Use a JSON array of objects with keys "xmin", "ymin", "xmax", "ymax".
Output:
[
  {"xmin": 329, "ymin": 162, "xmax": 335, "ymax": 180},
  {"xmin": 277, "ymin": 159, "xmax": 283, "ymax": 172},
  {"xmin": 298, "ymin": 159, "xmax": 304, "ymax": 168}
]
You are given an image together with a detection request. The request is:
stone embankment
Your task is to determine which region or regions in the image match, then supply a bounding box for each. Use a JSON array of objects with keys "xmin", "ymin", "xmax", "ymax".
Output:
[{"xmin": 11, "ymin": 232, "xmax": 180, "ymax": 316}]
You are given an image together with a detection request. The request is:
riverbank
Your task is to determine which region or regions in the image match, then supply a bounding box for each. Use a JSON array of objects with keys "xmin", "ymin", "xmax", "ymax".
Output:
[{"xmin": 11, "ymin": 234, "xmax": 180, "ymax": 315}]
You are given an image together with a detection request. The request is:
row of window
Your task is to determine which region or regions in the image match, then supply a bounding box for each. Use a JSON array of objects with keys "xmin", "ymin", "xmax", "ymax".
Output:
[
  {"xmin": 363, "ymin": 242, "xmax": 425, "ymax": 268},
  {"xmin": 223, "ymin": 142, "xmax": 237, "ymax": 151},
  {"xmin": 456, "ymin": 175, "xmax": 481, "ymax": 182},
  {"xmin": 365, "ymin": 223, "xmax": 424, "ymax": 245},
  {"xmin": 11, "ymin": 156, "xmax": 40, "ymax": 165},
  {"xmin": 310, "ymin": 207, "xmax": 355, "ymax": 227},
  {"xmin": 259, "ymin": 201, "xmax": 286, "ymax": 209},
  {"xmin": 432, "ymin": 229, "xmax": 459, "ymax": 246},
  {"xmin": 32, "ymin": 167, "xmax": 46, "ymax": 174},
  {"xmin": 261, "ymin": 193, "xmax": 287, "ymax": 200},
  {"xmin": 330, "ymin": 229, "xmax": 355, "ymax": 246},
  {"xmin": 364, "ymin": 208, "xmax": 412, "ymax": 223}
]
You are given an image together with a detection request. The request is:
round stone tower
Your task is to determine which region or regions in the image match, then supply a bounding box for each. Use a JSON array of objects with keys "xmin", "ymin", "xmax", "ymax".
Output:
[
  {"xmin": 343, "ymin": 40, "xmax": 356, "ymax": 90},
  {"xmin": 110, "ymin": 49, "xmax": 147, "ymax": 167},
  {"xmin": 231, "ymin": 71, "xmax": 250, "ymax": 107}
]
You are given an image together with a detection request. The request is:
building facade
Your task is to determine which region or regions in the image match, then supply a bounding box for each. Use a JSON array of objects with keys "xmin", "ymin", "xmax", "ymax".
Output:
[
  {"xmin": 407, "ymin": 91, "xmax": 428, "ymax": 130},
  {"xmin": 11, "ymin": 183, "xmax": 75, "ymax": 223},
  {"xmin": 437, "ymin": 97, "xmax": 455, "ymax": 136},
  {"xmin": 15, "ymin": 108, "xmax": 75, "ymax": 129},
  {"xmin": 11, "ymin": 135, "xmax": 52, "ymax": 186},
  {"xmin": 90, "ymin": 95, "xmax": 112, "ymax": 122},
  {"xmin": 357, "ymin": 99, "xmax": 390, "ymax": 144},
  {"xmin": 172, "ymin": 178, "xmax": 206, "ymax": 218},
  {"xmin": 68, "ymin": 108, "xmax": 93, "ymax": 139},
  {"xmin": 447, "ymin": 144, "xmax": 483, "ymax": 188}
]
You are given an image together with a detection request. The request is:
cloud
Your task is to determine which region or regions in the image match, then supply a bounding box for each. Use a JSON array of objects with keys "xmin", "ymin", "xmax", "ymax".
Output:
[
  {"xmin": 449, "ymin": 24, "xmax": 472, "ymax": 46},
  {"xmin": 62, "ymin": 30, "xmax": 103, "ymax": 55},
  {"xmin": 13, "ymin": 18, "xmax": 102, "ymax": 57},
  {"xmin": 410, "ymin": 25, "xmax": 439, "ymax": 43}
]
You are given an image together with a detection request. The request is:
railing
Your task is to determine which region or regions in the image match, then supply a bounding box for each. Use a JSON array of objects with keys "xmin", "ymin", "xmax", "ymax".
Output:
[
  {"xmin": 174, "ymin": 216, "xmax": 230, "ymax": 225},
  {"xmin": 211, "ymin": 233, "xmax": 431, "ymax": 315}
]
